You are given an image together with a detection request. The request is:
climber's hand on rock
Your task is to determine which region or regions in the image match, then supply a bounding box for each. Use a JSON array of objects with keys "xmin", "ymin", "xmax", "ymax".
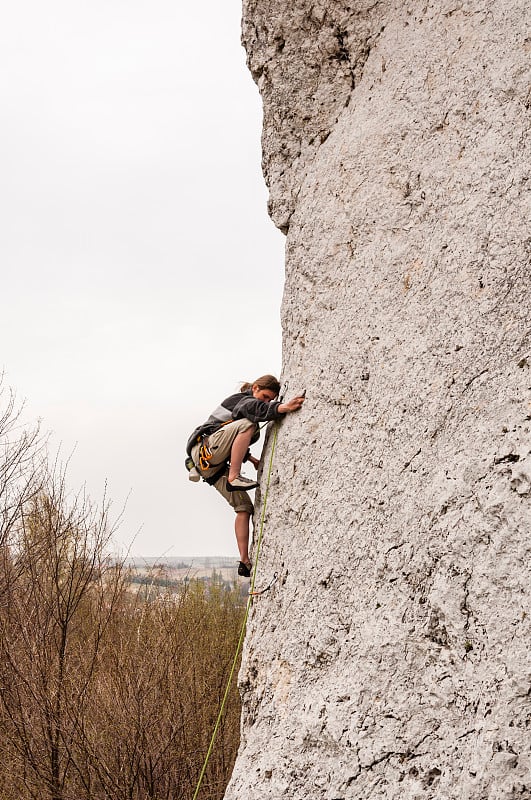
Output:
[
  {"xmin": 248, "ymin": 455, "xmax": 260, "ymax": 470},
  {"xmin": 279, "ymin": 394, "xmax": 306, "ymax": 414}
]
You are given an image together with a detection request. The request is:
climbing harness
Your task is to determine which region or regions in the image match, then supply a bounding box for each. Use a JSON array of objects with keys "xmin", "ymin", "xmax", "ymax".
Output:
[
  {"xmin": 196, "ymin": 418, "xmax": 237, "ymax": 471},
  {"xmin": 191, "ymin": 421, "xmax": 280, "ymax": 800}
]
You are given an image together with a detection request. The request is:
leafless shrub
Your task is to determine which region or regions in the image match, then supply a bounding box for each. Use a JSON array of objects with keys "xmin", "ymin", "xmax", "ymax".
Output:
[
  {"xmin": 0, "ymin": 445, "xmax": 243, "ymax": 800},
  {"xmin": 0, "ymin": 378, "xmax": 44, "ymax": 549}
]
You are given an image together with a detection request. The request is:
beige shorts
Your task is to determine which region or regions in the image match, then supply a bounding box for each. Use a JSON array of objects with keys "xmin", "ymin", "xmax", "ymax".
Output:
[
  {"xmin": 212, "ymin": 471, "xmax": 254, "ymax": 515},
  {"xmin": 191, "ymin": 418, "xmax": 257, "ymax": 515}
]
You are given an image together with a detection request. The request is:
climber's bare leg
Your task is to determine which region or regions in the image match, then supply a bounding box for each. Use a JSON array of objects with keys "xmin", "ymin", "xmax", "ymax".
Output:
[
  {"xmin": 235, "ymin": 511, "xmax": 251, "ymax": 566},
  {"xmin": 228, "ymin": 428, "xmax": 255, "ymax": 483}
]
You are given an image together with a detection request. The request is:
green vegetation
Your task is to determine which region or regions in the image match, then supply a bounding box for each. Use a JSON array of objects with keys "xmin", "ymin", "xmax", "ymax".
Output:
[{"xmin": 0, "ymin": 383, "xmax": 244, "ymax": 799}]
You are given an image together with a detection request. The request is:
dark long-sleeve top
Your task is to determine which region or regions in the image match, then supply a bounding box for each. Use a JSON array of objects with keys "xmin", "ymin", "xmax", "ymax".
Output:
[{"xmin": 186, "ymin": 390, "xmax": 282, "ymax": 455}]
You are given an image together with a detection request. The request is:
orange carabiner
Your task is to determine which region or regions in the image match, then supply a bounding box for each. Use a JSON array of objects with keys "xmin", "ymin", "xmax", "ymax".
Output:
[{"xmin": 198, "ymin": 441, "xmax": 213, "ymax": 471}]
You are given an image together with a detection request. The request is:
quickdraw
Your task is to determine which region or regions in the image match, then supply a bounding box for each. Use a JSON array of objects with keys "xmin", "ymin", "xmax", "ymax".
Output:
[{"xmin": 249, "ymin": 571, "xmax": 278, "ymax": 597}]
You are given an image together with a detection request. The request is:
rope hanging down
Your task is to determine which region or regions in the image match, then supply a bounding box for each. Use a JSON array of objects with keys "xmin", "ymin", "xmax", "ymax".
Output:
[{"xmin": 191, "ymin": 422, "xmax": 279, "ymax": 800}]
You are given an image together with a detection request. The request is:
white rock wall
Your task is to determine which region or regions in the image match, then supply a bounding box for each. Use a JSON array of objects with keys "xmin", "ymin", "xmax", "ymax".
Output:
[{"xmin": 225, "ymin": 2, "xmax": 531, "ymax": 798}]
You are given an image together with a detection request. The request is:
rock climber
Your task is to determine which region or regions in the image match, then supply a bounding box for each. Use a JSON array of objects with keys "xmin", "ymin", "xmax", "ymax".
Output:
[{"xmin": 185, "ymin": 375, "xmax": 305, "ymax": 577}]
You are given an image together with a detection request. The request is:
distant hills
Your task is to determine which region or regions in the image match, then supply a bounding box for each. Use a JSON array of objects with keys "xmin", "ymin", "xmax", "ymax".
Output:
[{"xmin": 124, "ymin": 556, "xmax": 237, "ymax": 569}]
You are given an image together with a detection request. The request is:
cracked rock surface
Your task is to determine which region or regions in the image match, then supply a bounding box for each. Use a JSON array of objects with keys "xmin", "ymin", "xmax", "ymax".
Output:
[{"xmin": 225, "ymin": 1, "xmax": 531, "ymax": 798}]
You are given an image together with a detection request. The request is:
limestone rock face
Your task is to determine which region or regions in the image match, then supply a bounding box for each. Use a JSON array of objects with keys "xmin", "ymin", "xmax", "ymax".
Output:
[{"xmin": 225, "ymin": 2, "xmax": 530, "ymax": 798}]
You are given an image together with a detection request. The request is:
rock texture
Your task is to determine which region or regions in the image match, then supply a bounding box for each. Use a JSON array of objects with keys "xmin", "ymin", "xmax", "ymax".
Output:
[{"xmin": 226, "ymin": 2, "xmax": 530, "ymax": 798}]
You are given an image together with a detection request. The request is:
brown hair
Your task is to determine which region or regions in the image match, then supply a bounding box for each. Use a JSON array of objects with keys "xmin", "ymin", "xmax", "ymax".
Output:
[{"xmin": 240, "ymin": 374, "xmax": 281, "ymax": 395}]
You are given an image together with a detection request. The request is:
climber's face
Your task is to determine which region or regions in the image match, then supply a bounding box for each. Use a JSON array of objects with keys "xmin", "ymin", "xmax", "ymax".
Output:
[{"xmin": 252, "ymin": 384, "xmax": 277, "ymax": 403}]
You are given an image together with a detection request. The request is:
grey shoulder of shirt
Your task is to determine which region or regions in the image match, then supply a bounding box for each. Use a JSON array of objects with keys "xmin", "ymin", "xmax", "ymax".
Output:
[{"xmin": 207, "ymin": 405, "xmax": 233, "ymax": 424}]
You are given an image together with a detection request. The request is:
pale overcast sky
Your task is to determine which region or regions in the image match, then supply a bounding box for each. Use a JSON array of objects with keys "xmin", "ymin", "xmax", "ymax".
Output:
[{"xmin": 1, "ymin": 1, "xmax": 285, "ymax": 558}]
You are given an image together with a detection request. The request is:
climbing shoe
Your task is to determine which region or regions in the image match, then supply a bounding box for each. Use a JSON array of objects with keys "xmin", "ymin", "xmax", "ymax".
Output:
[
  {"xmin": 226, "ymin": 475, "xmax": 259, "ymax": 492},
  {"xmin": 238, "ymin": 561, "xmax": 252, "ymax": 578}
]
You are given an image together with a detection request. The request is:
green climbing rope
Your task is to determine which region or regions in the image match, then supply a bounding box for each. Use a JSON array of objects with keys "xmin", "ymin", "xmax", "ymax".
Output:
[{"xmin": 191, "ymin": 422, "xmax": 279, "ymax": 800}]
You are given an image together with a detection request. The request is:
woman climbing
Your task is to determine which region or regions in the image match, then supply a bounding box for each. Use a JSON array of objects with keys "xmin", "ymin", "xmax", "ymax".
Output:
[{"xmin": 185, "ymin": 375, "xmax": 305, "ymax": 577}]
